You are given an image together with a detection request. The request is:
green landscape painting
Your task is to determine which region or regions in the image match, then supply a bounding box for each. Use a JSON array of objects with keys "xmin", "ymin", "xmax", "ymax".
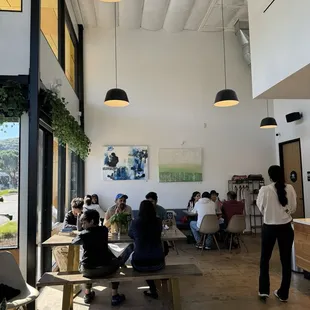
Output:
[{"xmin": 158, "ymin": 148, "xmax": 202, "ymax": 183}]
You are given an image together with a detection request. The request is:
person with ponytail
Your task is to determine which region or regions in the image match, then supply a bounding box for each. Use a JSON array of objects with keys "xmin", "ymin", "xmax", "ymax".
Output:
[{"xmin": 257, "ymin": 165, "xmax": 297, "ymax": 302}]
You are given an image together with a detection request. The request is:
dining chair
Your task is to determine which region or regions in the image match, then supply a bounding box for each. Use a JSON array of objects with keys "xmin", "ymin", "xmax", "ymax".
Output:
[
  {"xmin": 0, "ymin": 251, "xmax": 39, "ymax": 309},
  {"xmin": 199, "ymin": 215, "xmax": 220, "ymax": 254},
  {"xmin": 226, "ymin": 215, "xmax": 248, "ymax": 253}
]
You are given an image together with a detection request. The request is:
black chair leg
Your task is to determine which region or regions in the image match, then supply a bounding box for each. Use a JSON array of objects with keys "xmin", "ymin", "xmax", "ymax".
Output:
[{"xmin": 229, "ymin": 233, "xmax": 233, "ymax": 253}]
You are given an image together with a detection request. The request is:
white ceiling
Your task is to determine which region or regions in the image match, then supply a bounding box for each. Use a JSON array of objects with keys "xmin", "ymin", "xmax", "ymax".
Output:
[{"xmin": 71, "ymin": 0, "xmax": 248, "ymax": 32}]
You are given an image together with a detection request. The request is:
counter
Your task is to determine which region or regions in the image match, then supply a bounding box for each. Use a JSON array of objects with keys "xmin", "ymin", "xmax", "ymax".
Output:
[{"xmin": 293, "ymin": 218, "xmax": 310, "ymax": 271}]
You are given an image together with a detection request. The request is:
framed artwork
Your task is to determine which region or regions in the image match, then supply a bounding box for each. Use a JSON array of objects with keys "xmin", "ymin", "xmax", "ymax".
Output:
[
  {"xmin": 158, "ymin": 148, "xmax": 202, "ymax": 183},
  {"xmin": 102, "ymin": 146, "xmax": 148, "ymax": 181}
]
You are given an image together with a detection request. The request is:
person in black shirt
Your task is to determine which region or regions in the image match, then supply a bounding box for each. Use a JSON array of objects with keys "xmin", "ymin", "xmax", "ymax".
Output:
[
  {"xmin": 63, "ymin": 198, "xmax": 84, "ymax": 230},
  {"xmin": 129, "ymin": 200, "xmax": 166, "ymax": 299},
  {"xmin": 73, "ymin": 209, "xmax": 133, "ymax": 306}
]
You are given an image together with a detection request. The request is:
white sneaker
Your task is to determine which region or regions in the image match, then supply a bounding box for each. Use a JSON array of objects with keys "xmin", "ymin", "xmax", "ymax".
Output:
[
  {"xmin": 204, "ymin": 246, "xmax": 211, "ymax": 250},
  {"xmin": 258, "ymin": 293, "xmax": 269, "ymax": 298},
  {"xmin": 274, "ymin": 290, "xmax": 287, "ymax": 302}
]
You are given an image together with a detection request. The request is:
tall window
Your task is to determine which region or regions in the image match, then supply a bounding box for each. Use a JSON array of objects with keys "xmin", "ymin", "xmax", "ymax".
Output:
[
  {"xmin": 40, "ymin": 0, "xmax": 58, "ymax": 58},
  {"xmin": 65, "ymin": 22, "xmax": 76, "ymax": 90},
  {"xmin": 0, "ymin": 121, "xmax": 19, "ymax": 249},
  {"xmin": 0, "ymin": 0, "xmax": 22, "ymax": 11}
]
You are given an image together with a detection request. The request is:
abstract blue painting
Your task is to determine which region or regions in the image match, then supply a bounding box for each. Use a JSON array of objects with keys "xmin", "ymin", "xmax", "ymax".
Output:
[{"xmin": 102, "ymin": 146, "xmax": 148, "ymax": 181}]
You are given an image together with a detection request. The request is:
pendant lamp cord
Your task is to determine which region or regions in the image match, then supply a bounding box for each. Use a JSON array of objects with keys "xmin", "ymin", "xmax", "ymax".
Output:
[
  {"xmin": 221, "ymin": 0, "xmax": 227, "ymax": 89},
  {"xmin": 114, "ymin": 3, "xmax": 118, "ymax": 88},
  {"xmin": 266, "ymin": 99, "xmax": 269, "ymax": 116}
]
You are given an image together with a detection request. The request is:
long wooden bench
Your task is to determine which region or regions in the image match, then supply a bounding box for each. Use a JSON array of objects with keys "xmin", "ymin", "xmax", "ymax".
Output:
[{"xmin": 37, "ymin": 264, "xmax": 203, "ymax": 310}]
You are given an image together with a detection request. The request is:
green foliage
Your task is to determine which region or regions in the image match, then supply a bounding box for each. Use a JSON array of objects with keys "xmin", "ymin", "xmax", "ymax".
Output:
[
  {"xmin": 0, "ymin": 189, "xmax": 18, "ymax": 196},
  {"xmin": 41, "ymin": 89, "xmax": 91, "ymax": 159},
  {"xmin": 0, "ymin": 221, "xmax": 17, "ymax": 239},
  {"xmin": 0, "ymin": 81, "xmax": 27, "ymax": 125},
  {"xmin": 0, "ymin": 82, "xmax": 91, "ymax": 159},
  {"xmin": 110, "ymin": 213, "xmax": 129, "ymax": 226},
  {"xmin": 0, "ymin": 150, "xmax": 19, "ymax": 187}
]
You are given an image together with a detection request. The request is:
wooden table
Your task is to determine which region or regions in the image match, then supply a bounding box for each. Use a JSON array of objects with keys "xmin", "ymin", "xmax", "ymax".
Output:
[
  {"xmin": 293, "ymin": 219, "xmax": 310, "ymax": 272},
  {"xmin": 42, "ymin": 227, "xmax": 186, "ymax": 310}
]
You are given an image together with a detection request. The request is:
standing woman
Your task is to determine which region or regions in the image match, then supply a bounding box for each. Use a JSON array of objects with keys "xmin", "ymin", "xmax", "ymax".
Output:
[
  {"xmin": 257, "ymin": 165, "xmax": 297, "ymax": 302},
  {"xmin": 187, "ymin": 191, "xmax": 201, "ymax": 211}
]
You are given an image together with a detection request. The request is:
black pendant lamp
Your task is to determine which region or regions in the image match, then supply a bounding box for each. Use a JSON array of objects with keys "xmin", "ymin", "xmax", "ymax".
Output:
[
  {"xmin": 104, "ymin": 3, "xmax": 129, "ymax": 107},
  {"xmin": 214, "ymin": 0, "xmax": 239, "ymax": 107},
  {"xmin": 260, "ymin": 100, "xmax": 277, "ymax": 129}
]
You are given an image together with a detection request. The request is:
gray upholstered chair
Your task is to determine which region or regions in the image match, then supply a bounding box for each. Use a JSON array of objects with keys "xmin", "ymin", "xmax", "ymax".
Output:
[
  {"xmin": 226, "ymin": 215, "xmax": 248, "ymax": 253},
  {"xmin": 199, "ymin": 214, "xmax": 220, "ymax": 254},
  {"xmin": 0, "ymin": 251, "xmax": 39, "ymax": 309}
]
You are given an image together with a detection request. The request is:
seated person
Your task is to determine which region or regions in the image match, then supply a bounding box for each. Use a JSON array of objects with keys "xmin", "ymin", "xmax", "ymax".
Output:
[
  {"xmin": 145, "ymin": 192, "xmax": 167, "ymax": 221},
  {"xmin": 64, "ymin": 197, "xmax": 84, "ymax": 230},
  {"xmin": 190, "ymin": 192, "xmax": 216, "ymax": 250},
  {"xmin": 187, "ymin": 191, "xmax": 201, "ymax": 212},
  {"xmin": 91, "ymin": 194, "xmax": 99, "ymax": 205},
  {"xmin": 129, "ymin": 200, "xmax": 165, "ymax": 299},
  {"xmin": 104, "ymin": 194, "xmax": 133, "ymax": 228},
  {"xmin": 73, "ymin": 209, "xmax": 133, "ymax": 306},
  {"xmin": 210, "ymin": 190, "xmax": 223, "ymax": 213},
  {"xmin": 221, "ymin": 191, "xmax": 244, "ymax": 227},
  {"xmin": 84, "ymin": 195, "xmax": 105, "ymax": 219}
]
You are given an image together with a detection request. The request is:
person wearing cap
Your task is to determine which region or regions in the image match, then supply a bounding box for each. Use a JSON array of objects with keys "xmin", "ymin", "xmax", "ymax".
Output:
[
  {"xmin": 104, "ymin": 194, "xmax": 133, "ymax": 228},
  {"xmin": 145, "ymin": 192, "xmax": 167, "ymax": 221},
  {"xmin": 210, "ymin": 190, "xmax": 223, "ymax": 213}
]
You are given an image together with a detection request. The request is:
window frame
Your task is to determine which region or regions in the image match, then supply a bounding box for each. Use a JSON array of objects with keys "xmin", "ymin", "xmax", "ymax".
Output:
[
  {"xmin": 64, "ymin": 5, "xmax": 79, "ymax": 93},
  {"xmin": 0, "ymin": 120, "xmax": 21, "ymax": 250},
  {"xmin": 0, "ymin": 0, "xmax": 23, "ymax": 12}
]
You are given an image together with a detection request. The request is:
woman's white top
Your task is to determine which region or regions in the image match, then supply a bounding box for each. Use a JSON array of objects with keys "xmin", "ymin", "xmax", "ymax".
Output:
[
  {"xmin": 83, "ymin": 204, "xmax": 106, "ymax": 219},
  {"xmin": 257, "ymin": 183, "xmax": 297, "ymax": 225}
]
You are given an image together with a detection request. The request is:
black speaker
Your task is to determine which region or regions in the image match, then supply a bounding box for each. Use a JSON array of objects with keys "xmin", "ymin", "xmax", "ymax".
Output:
[{"xmin": 285, "ymin": 112, "xmax": 302, "ymax": 123}]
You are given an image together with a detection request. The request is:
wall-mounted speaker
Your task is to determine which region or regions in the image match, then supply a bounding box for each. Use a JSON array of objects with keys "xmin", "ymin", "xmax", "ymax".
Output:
[{"xmin": 285, "ymin": 112, "xmax": 302, "ymax": 123}]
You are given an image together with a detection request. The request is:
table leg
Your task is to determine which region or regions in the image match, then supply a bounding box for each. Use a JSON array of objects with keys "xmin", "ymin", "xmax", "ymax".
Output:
[
  {"xmin": 170, "ymin": 278, "xmax": 181, "ymax": 310},
  {"xmin": 62, "ymin": 245, "xmax": 75, "ymax": 310}
]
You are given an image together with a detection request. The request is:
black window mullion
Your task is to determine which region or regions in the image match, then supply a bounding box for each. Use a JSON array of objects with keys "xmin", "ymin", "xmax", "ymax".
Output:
[
  {"xmin": 57, "ymin": 145, "xmax": 66, "ymax": 221},
  {"xmin": 58, "ymin": 0, "xmax": 65, "ymax": 69}
]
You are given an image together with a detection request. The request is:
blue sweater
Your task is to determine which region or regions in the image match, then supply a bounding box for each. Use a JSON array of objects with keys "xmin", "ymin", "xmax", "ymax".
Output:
[{"xmin": 128, "ymin": 217, "xmax": 164, "ymax": 266}]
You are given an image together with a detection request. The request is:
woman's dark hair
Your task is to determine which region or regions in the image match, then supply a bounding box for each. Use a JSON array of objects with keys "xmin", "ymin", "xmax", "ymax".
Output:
[
  {"xmin": 91, "ymin": 194, "xmax": 99, "ymax": 204},
  {"xmin": 187, "ymin": 191, "xmax": 200, "ymax": 208},
  {"xmin": 138, "ymin": 200, "xmax": 159, "ymax": 243},
  {"xmin": 227, "ymin": 191, "xmax": 237, "ymax": 200},
  {"xmin": 139, "ymin": 200, "xmax": 157, "ymax": 220},
  {"xmin": 84, "ymin": 195, "xmax": 92, "ymax": 206},
  {"xmin": 145, "ymin": 192, "xmax": 158, "ymax": 202},
  {"xmin": 83, "ymin": 209, "xmax": 99, "ymax": 225},
  {"xmin": 268, "ymin": 165, "xmax": 288, "ymax": 207}
]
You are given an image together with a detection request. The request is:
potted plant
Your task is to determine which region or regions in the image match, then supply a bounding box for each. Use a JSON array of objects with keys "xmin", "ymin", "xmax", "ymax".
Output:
[{"xmin": 110, "ymin": 213, "xmax": 131, "ymax": 235}]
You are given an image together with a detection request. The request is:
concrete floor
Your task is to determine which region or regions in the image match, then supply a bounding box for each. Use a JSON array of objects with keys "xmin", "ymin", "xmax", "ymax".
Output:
[{"xmin": 36, "ymin": 235, "xmax": 310, "ymax": 310}]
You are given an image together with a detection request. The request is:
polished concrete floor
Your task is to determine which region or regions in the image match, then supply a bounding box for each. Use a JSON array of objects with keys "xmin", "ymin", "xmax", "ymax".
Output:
[{"xmin": 37, "ymin": 235, "xmax": 310, "ymax": 309}]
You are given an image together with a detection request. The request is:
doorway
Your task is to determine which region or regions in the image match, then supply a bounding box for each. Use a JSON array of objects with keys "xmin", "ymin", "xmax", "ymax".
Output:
[{"xmin": 279, "ymin": 139, "xmax": 305, "ymax": 218}]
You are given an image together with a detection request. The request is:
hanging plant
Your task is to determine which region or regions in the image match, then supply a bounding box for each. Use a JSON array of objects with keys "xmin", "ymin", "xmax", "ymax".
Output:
[
  {"xmin": 41, "ymin": 88, "xmax": 91, "ymax": 159},
  {"xmin": 0, "ymin": 81, "xmax": 28, "ymax": 125},
  {"xmin": 0, "ymin": 82, "xmax": 91, "ymax": 160}
]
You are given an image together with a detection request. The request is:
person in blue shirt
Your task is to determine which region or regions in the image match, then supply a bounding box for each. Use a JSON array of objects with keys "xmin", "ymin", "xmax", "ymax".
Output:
[{"xmin": 129, "ymin": 200, "xmax": 166, "ymax": 299}]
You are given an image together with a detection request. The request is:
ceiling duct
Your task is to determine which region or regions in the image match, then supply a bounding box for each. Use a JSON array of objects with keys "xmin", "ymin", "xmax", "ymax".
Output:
[{"xmin": 234, "ymin": 20, "xmax": 251, "ymax": 68}]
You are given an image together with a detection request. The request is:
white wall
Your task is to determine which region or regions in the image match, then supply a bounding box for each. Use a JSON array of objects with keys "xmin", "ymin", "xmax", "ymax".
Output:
[
  {"xmin": 40, "ymin": 34, "xmax": 79, "ymax": 120},
  {"xmin": 248, "ymin": 0, "xmax": 310, "ymax": 98},
  {"xmin": 84, "ymin": 28, "xmax": 276, "ymax": 211},
  {"xmin": 0, "ymin": 0, "xmax": 31, "ymax": 75},
  {"xmin": 274, "ymin": 100, "xmax": 310, "ymax": 217}
]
